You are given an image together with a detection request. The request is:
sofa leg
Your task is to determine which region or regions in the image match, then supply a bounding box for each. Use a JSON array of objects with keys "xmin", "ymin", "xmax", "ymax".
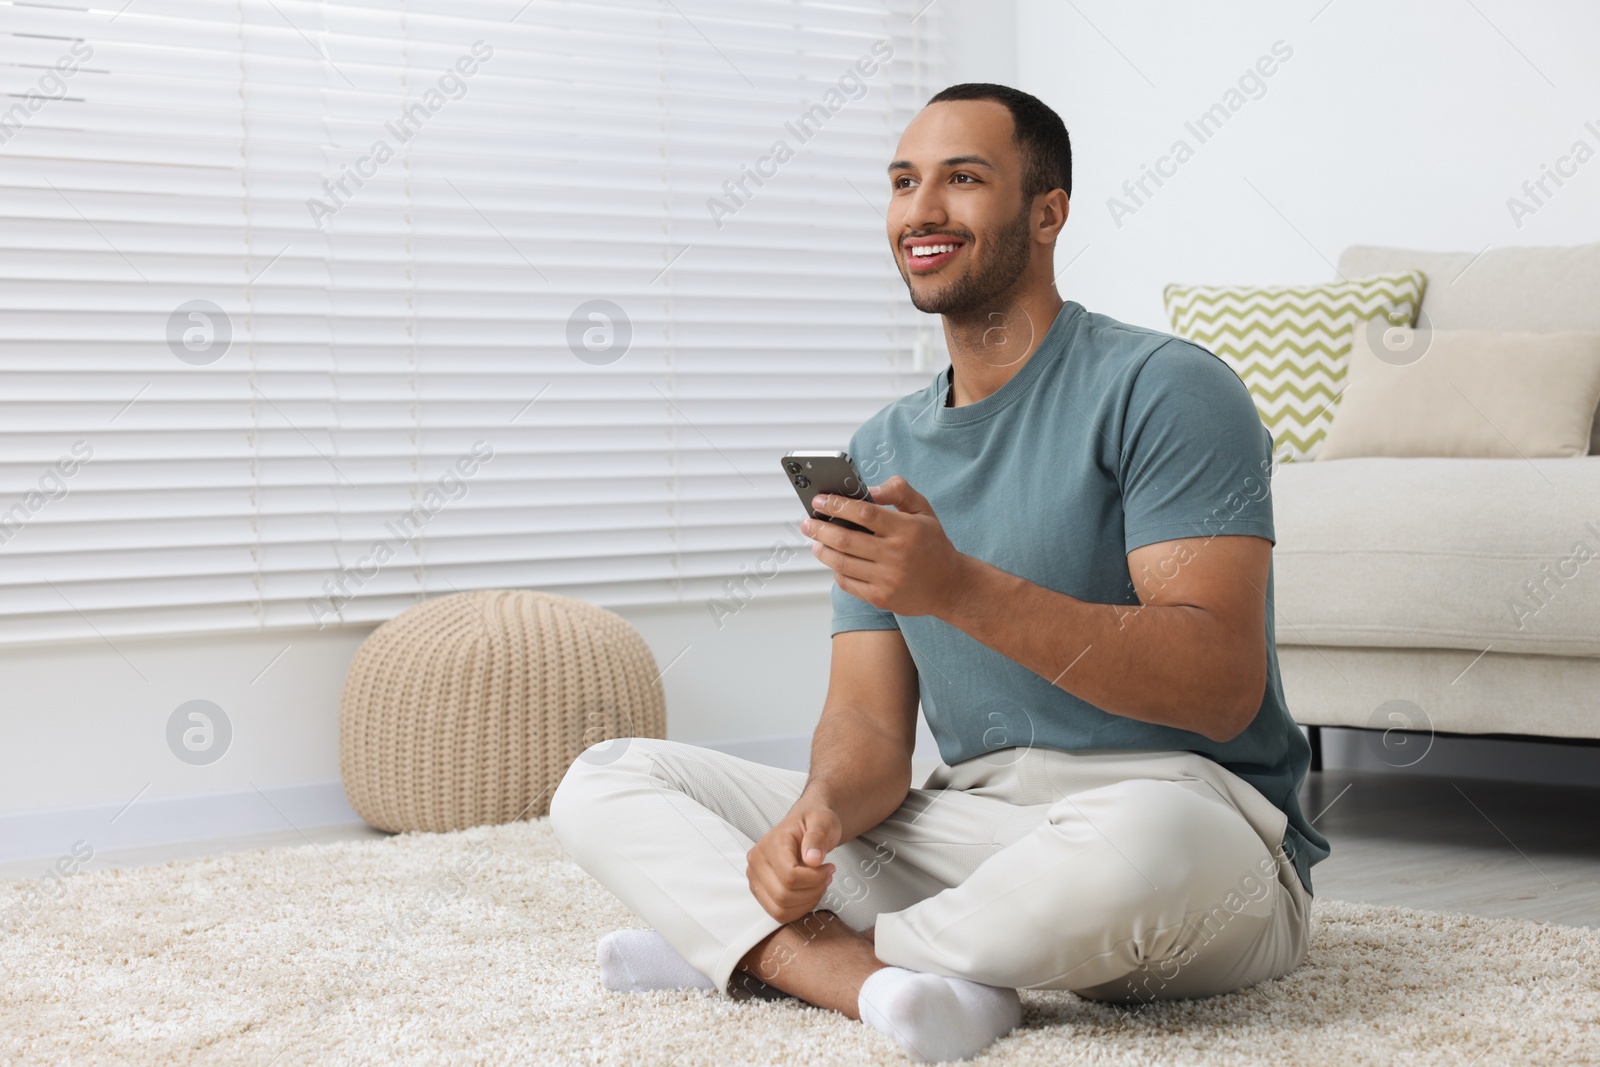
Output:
[{"xmin": 1306, "ymin": 724, "xmax": 1323, "ymax": 773}]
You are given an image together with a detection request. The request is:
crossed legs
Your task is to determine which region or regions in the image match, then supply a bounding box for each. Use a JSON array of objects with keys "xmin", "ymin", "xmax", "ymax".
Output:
[
  {"xmin": 734, "ymin": 908, "xmax": 884, "ymax": 1016},
  {"xmin": 550, "ymin": 738, "xmax": 1309, "ymax": 1058}
]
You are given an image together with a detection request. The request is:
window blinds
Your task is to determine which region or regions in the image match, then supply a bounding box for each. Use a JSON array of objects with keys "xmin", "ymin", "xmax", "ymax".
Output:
[{"xmin": 0, "ymin": 0, "xmax": 940, "ymax": 643}]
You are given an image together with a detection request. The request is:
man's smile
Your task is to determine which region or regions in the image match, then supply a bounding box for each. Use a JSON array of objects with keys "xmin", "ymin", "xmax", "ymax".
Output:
[{"xmin": 903, "ymin": 236, "xmax": 967, "ymax": 273}]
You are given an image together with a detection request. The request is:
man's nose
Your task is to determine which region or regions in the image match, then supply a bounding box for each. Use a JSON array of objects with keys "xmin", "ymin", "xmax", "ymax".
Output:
[{"xmin": 895, "ymin": 180, "xmax": 949, "ymax": 234}]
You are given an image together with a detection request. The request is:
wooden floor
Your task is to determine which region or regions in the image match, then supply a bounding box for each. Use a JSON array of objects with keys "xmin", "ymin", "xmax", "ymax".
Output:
[
  {"xmin": 1300, "ymin": 768, "xmax": 1600, "ymax": 928},
  {"xmin": 6, "ymin": 769, "xmax": 1598, "ymax": 930}
]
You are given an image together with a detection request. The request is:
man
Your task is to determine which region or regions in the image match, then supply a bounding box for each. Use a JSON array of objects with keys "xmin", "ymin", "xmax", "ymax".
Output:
[{"xmin": 551, "ymin": 83, "xmax": 1329, "ymax": 1064}]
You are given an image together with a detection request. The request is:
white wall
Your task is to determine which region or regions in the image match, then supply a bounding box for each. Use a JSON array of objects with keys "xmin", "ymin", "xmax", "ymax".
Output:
[
  {"xmin": 1015, "ymin": 0, "xmax": 1600, "ymax": 326},
  {"xmin": 937, "ymin": 0, "xmax": 1019, "ymax": 87}
]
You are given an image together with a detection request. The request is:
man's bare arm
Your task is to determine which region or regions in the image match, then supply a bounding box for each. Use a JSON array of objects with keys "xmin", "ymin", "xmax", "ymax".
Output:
[
  {"xmin": 804, "ymin": 628, "xmax": 920, "ymax": 839},
  {"xmin": 743, "ymin": 628, "xmax": 918, "ymax": 923},
  {"xmin": 805, "ymin": 480, "xmax": 1270, "ymax": 745},
  {"xmin": 939, "ymin": 535, "xmax": 1270, "ymax": 743}
]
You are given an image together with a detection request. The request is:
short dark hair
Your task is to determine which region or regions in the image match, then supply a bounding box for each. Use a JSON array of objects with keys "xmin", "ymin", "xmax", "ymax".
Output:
[{"xmin": 925, "ymin": 83, "xmax": 1072, "ymax": 200}]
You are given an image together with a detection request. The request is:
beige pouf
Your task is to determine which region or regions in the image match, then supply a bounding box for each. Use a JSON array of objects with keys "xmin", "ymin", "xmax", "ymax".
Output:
[{"xmin": 339, "ymin": 589, "xmax": 666, "ymax": 833}]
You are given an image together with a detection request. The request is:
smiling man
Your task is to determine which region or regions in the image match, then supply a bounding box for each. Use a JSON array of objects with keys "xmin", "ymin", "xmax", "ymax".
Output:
[{"xmin": 551, "ymin": 83, "xmax": 1329, "ymax": 1064}]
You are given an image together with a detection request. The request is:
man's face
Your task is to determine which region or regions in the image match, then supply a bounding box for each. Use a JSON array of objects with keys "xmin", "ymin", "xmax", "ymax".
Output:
[{"xmin": 886, "ymin": 99, "xmax": 1036, "ymax": 316}]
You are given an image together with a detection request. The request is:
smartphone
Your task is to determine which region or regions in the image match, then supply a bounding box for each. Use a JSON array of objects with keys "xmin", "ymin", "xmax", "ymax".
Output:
[{"xmin": 781, "ymin": 450, "xmax": 875, "ymax": 534}]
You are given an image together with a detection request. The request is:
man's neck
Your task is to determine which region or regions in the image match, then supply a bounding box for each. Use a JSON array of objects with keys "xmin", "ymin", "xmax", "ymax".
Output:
[{"xmin": 941, "ymin": 289, "xmax": 1066, "ymax": 408}]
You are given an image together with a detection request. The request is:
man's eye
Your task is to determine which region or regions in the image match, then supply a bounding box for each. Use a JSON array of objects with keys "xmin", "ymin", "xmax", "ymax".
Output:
[{"xmin": 953, "ymin": 173, "xmax": 977, "ymax": 183}]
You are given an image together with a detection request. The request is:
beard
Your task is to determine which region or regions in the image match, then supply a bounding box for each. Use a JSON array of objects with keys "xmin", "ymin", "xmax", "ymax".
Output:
[{"xmin": 897, "ymin": 203, "xmax": 1034, "ymax": 318}]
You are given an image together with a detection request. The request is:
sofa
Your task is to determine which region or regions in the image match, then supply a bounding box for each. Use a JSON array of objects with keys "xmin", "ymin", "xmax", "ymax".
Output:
[{"xmin": 1269, "ymin": 242, "xmax": 1600, "ymax": 761}]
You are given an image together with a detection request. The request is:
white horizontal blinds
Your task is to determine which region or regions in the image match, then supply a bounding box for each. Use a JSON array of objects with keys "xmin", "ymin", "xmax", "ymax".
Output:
[
  {"xmin": 0, "ymin": 0, "xmax": 939, "ymax": 643},
  {"xmin": 3, "ymin": 4, "xmax": 250, "ymax": 643}
]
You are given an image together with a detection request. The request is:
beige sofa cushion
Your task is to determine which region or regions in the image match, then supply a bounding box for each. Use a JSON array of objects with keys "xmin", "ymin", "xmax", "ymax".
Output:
[
  {"xmin": 1279, "ymin": 645, "xmax": 1600, "ymax": 739},
  {"xmin": 1271, "ymin": 455, "xmax": 1600, "ymax": 657},
  {"xmin": 1317, "ymin": 329, "xmax": 1600, "ymax": 460},
  {"xmin": 1337, "ymin": 243, "xmax": 1600, "ymax": 453}
]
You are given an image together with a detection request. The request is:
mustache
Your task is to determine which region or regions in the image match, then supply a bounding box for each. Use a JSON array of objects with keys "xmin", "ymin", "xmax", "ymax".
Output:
[{"xmin": 900, "ymin": 228, "xmax": 973, "ymax": 242}]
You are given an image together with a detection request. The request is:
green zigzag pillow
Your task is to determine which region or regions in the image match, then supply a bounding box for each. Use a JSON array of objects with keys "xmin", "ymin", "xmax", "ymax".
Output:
[{"xmin": 1163, "ymin": 271, "xmax": 1427, "ymax": 461}]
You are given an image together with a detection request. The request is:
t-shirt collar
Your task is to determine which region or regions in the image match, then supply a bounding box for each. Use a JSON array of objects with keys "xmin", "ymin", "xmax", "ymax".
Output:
[{"xmin": 934, "ymin": 301, "xmax": 1082, "ymax": 426}]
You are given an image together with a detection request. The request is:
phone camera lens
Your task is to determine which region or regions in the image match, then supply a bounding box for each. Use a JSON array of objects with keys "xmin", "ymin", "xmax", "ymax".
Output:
[
  {"xmin": 793, "ymin": 475, "xmax": 810, "ymax": 489},
  {"xmin": 784, "ymin": 460, "xmax": 802, "ymax": 475}
]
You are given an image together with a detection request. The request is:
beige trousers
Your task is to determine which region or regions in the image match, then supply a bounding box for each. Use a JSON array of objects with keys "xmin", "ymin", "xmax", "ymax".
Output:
[{"xmin": 549, "ymin": 738, "xmax": 1311, "ymax": 1005}]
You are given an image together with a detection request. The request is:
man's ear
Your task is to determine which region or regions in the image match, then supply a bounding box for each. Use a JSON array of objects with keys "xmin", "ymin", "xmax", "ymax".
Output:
[{"xmin": 1035, "ymin": 188, "xmax": 1069, "ymax": 243}]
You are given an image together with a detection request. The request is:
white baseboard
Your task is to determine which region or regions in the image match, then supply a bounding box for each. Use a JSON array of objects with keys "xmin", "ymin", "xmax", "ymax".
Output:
[{"xmin": 0, "ymin": 780, "xmax": 361, "ymax": 866}]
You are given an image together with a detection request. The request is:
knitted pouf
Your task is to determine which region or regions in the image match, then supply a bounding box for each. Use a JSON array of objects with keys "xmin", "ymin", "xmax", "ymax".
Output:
[{"xmin": 339, "ymin": 589, "xmax": 666, "ymax": 833}]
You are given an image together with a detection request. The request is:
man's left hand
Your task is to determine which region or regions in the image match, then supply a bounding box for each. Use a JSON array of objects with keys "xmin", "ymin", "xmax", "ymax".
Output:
[{"xmin": 804, "ymin": 475, "xmax": 970, "ymax": 617}]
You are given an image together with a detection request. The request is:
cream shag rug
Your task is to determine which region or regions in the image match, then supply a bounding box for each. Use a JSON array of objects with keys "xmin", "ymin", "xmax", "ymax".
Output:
[{"xmin": 3, "ymin": 819, "xmax": 1597, "ymax": 1066}]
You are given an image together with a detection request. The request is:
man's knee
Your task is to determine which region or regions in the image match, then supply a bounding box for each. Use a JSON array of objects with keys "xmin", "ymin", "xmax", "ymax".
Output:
[
  {"xmin": 1047, "ymin": 778, "xmax": 1253, "ymax": 893},
  {"xmin": 1045, "ymin": 780, "xmax": 1194, "ymax": 895},
  {"xmin": 548, "ymin": 736, "xmax": 658, "ymax": 847},
  {"xmin": 546, "ymin": 749, "xmax": 591, "ymax": 848}
]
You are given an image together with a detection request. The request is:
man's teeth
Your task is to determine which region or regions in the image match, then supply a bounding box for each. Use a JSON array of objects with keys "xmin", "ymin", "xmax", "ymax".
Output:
[{"xmin": 910, "ymin": 243, "xmax": 959, "ymax": 257}]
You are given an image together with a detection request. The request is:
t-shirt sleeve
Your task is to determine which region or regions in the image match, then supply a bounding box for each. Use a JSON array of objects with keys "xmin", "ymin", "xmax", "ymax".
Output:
[
  {"xmin": 1119, "ymin": 339, "xmax": 1276, "ymax": 553},
  {"xmin": 830, "ymin": 580, "xmax": 899, "ymax": 635}
]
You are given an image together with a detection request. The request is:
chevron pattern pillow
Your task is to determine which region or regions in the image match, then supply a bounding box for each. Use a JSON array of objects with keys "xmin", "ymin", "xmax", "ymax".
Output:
[{"xmin": 1163, "ymin": 272, "xmax": 1428, "ymax": 461}]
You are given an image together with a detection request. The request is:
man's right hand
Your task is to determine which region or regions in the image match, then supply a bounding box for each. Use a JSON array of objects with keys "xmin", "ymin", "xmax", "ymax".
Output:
[
  {"xmin": 743, "ymin": 630, "xmax": 919, "ymax": 926},
  {"xmin": 745, "ymin": 805, "xmax": 843, "ymax": 923}
]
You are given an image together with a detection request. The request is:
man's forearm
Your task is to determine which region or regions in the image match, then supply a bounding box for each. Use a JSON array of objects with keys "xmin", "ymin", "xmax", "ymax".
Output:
[
  {"xmin": 797, "ymin": 710, "xmax": 913, "ymax": 842},
  {"xmin": 937, "ymin": 555, "xmax": 1262, "ymax": 742}
]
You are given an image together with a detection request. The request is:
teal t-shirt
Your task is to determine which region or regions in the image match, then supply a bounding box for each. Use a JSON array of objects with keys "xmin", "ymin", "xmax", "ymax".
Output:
[{"xmin": 830, "ymin": 300, "xmax": 1329, "ymax": 895}]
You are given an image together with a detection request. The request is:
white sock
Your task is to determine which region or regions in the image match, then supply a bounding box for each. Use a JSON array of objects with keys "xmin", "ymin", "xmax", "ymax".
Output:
[
  {"xmin": 596, "ymin": 929, "xmax": 715, "ymax": 993},
  {"xmin": 857, "ymin": 966, "xmax": 1021, "ymax": 1064}
]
